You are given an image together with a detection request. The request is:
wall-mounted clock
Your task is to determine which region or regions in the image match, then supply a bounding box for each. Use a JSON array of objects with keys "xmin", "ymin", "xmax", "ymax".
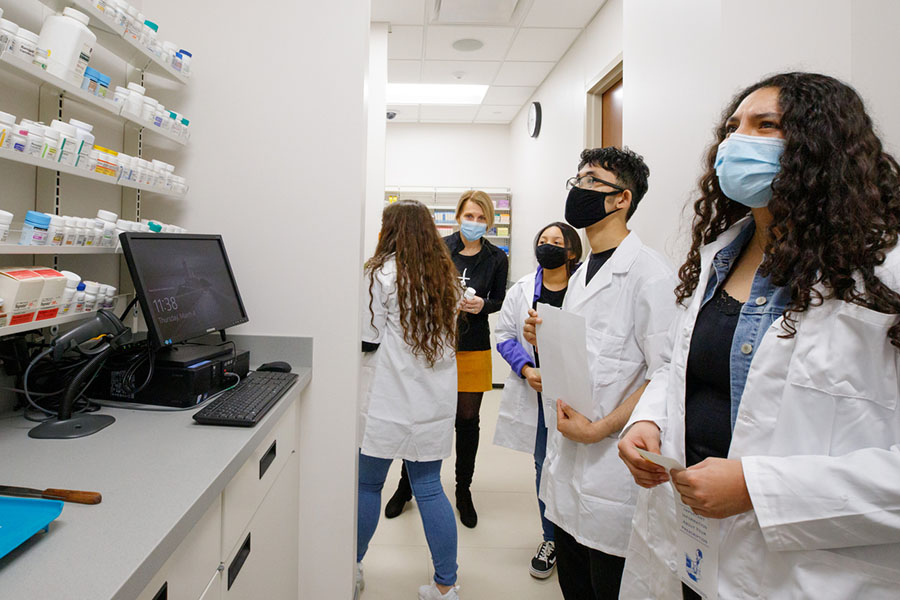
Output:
[{"xmin": 527, "ymin": 102, "xmax": 542, "ymax": 138}]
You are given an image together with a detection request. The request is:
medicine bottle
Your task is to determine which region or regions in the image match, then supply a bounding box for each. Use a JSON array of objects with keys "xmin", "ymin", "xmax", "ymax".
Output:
[
  {"xmin": 171, "ymin": 51, "xmax": 184, "ymax": 73},
  {"xmin": 114, "ymin": 0, "xmax": 130, "ymax": 30},
  {"xmin": 148, "ymin": 221, "xmax": 162, "ymax": 233},
  {"xmin": 104, "ymin": 285, "xmax": 117, "ymax": 310},
  {"xmin": 123, "ymin": 82, "xmax": 145, "ymax": 117},
  {"xmin": 0, "ymin": 19, "xmax": 19, "ymax": 54},
  {"xmin": 62, "ymin": 216, "xmax": 77, "ymax": 245},
  {"xmin": 9, "ymin": 127, "xmax": 28, "ymax": 153},
  {"xmin": 20, "ymin": 121, "xmax": 45, "ymax": 157},
  {"xmin": 47, "ymin": 214, "xmax": 65, "ymax": 246},
  {"xmin": 179, "ymin": 117, "xmax": 190, "ymax": 140},
  {"xmin": 93, "ymin": 146, "xmax": 119, "ymax": 177},
  {"xmin": 100, "ymin": 221, "xmax": 116, "ymax": 247},
  {"xmin": 75, "ymin": 218, "xmax": 89, "ymax": 246},
  {"xmin": 73, "ymin": 282, "xmax": 86, "ymax": 312},
  {"xmin": 81, "ymin": 66, "xmax": 101, "ymax": 94},
  {"xmin": 0, "ymin": 210, "xmax": 12, "ymax": 243},
  {"xmin": 83, "ymin": 281, "xmax": 100, "ymax": 312},
  {"xmin": 112, "ymin": 85, "xmax": 129, "ymax": 108},
  {"xmin": 50, "ymin": 120, "xmax": 78, "ymax": 166},
  {"xmin": 178, "ymin": 49, "xmax": 193, "ymax": 77},
  {"xmin": 95, "ymin": 209, "xmax": 118, "ymax": 231},
  {"xmin": 37, "ymin": 8, "xmax": 97, "ymax": 83},
  {"xmin": 68, "ymin": 119, "xmax": 95, "ymax": 169},
  {"xmin": 141, "ymin": 96, "xmax": 157, "ymax": 122},
  {"xmin": 13, "ymin": 29, "xmax": 38, "ymax": 61},
  {"xmin": 19, "ymin": 210, "xmax": 51, "ymax": 246},
  {"xmin": 124, "ymin": 5, "xmax": 141, "ymax": 42},
  {"xmin": 0, "ymin": 111, "xmax": 15, "ymax": 149},
  {"xmin": 41, "ymin": 126, "xmax": 60, "ymax": 162},
  {"xmin": 143, "ymin": 21, "xmax": 161, "ymax": 57}
]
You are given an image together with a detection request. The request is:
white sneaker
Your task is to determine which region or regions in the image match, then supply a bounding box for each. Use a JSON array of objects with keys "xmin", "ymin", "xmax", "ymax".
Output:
[
  {"xmin": 417, "ymin": 582, "xmax": 459, "ymax": 599},
  {"xmin": 356, "ymin": 562, "xmax": 365, "ymax": 593}
]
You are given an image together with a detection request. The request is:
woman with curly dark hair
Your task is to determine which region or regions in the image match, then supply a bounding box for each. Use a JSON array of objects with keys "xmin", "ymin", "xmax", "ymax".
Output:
[
  {"xmin": 357, "ymin": 200, "xmax": 463, "ymax": 600},
  {"xmin": 618, "ymin": 72, "xmax": 900, "ymax": 599}
]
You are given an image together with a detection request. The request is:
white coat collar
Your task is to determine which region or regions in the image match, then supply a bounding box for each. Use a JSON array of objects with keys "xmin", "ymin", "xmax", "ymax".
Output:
[{"xmin": 576, "ymin": 229, "xmax": 644, "ymax": 294}]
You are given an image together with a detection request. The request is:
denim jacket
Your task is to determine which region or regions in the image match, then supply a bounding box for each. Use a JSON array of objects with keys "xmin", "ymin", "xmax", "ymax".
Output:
[{"xmin": 699, "ymin": 222, "xmax": 791, "ymax": 429}]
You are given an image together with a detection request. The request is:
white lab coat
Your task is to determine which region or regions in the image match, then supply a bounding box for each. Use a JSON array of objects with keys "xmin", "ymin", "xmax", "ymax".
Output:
[
  {"xmin": 621, "ymin": 217, "xmax": 900, "ymax": 599},
  {"xmin": 493, "ymin": 270, "xmax": 542, "ymax": 453},
  {"xmin": 540, "ymin": 231, "xmax": 677, "ymax": 555},
  {"xmin": 359, "ymin": 258, "xmax": 457, "ymax": 462}
]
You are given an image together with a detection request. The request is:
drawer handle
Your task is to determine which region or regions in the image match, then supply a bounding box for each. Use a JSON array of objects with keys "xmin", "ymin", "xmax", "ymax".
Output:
[
  {"xmin": 259, "ymin": 439, "xmax": 277, "ymax": 480},
  {"xmin": 151, "ymin": 582, "xmax": 167, "ymax": 600},
  {"xmin": 227, "ymin": 533, "xmax": 251, "ymax": 590}
]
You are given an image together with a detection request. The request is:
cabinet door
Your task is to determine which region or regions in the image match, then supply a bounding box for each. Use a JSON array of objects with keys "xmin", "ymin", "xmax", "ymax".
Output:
[
  {"xmin": 137, "ymin": 496, "xmax": 223, "ymax": 600},
  {"xmin": 222, "ymin": 453, "xmax": 299, "ymax": 600}
]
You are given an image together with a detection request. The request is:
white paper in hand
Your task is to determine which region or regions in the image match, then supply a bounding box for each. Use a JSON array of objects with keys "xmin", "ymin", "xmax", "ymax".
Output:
[{"xmin": 535, "ymin": 304, "xmax": 593, "ymax": 417}]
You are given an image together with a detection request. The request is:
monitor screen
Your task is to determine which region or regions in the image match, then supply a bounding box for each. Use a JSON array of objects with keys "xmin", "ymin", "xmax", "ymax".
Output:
[{"xmin": 120, "ymin": 233, "xmax": 249, "ymax": 347}]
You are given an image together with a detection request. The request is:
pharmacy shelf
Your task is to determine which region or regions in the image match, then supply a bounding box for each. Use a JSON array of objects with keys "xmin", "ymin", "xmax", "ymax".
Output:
[
  {"xmin": 0, "ymin": 310, "xmax": 97, "ymax": 337},
  {"xmin": 0, "ymin": 53, "xmax": 187, "ymax": 147},
  {"xmin": 0, "ymin": 146, "xmax": 186, "ymax": 199},
  {"xmin": 0, "ymin": 243, "xmax": 120, "ymax": 254},
  {"xmin": 36, "ymin": 0, "xmax": 189, "ymax": 85}
]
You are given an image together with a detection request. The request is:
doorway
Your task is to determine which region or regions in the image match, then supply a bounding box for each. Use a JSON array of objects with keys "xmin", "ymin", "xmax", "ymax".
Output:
[{"xmin": 585, "ymin": 56, "xmax": 624, "ymax": 149}]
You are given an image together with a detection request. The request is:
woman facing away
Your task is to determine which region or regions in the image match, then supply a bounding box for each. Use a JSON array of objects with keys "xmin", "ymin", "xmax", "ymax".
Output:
[{"xmin": 358, "ymin": 200, "xmax": 464, "ymax": 600}]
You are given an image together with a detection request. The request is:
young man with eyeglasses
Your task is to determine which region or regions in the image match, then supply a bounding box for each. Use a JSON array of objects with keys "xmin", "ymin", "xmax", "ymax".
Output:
[{"xmin": 523, "ymin": 147, "xmax": 676, "ymax": 599}]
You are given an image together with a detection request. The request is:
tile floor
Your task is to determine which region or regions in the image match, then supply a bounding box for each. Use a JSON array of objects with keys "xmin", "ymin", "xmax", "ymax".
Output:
[{"xmin": 360, "ymin": 389, "xmax": 565, "ymax": 600}]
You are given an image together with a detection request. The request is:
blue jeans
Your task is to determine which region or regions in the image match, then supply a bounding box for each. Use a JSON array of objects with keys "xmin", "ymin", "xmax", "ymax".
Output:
[
  {"xmin": 357, "ymin": 452, "xmax": 458, "ymax": 586},
  {"xmin": 535, "ymin": 400, "xmax": 555, "ymax": 542}
]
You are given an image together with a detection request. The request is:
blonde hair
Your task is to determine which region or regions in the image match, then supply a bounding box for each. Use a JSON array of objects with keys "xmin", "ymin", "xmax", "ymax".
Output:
[{"xmin": 455, "ymin": 190, "xmax": 495, "ymax": 230}]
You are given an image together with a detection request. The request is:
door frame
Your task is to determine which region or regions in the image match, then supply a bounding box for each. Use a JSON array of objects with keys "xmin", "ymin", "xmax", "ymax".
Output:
[{"xmin": 585, "ymin": 54, "xmax": 624, "ymax": 149}]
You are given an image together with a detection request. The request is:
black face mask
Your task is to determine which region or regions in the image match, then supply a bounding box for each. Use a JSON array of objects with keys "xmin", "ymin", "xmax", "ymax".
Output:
[
  {"xmin": 535, "ymin": 244, "xmax": 568, "ymax": 270},
  {"xmin": 564, "ymin": 186, "xmax": 623, "ymax": 229}
]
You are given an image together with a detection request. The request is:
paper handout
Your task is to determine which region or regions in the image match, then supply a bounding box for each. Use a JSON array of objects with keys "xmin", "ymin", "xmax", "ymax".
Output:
[{"xmin": 535, "ymin": 304, "xmax": 593, "ymax": 417}]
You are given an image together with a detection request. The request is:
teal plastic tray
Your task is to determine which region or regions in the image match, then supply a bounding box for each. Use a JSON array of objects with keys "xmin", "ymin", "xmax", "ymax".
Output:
[{"xmin": 0, "ymin": 496, "xmax": 64, "ymax": 559}]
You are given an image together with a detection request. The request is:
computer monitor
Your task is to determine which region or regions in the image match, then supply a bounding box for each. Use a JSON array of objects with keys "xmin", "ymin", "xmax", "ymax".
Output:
[{"xmin": 120, "ymin": 233, "xmax": 249, "ymax": 348}]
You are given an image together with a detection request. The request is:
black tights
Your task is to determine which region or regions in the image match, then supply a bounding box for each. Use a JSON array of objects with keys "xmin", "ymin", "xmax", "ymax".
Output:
[{"xmin": 456, "ymin": 391, "xmax": 483, "ymax": 420}]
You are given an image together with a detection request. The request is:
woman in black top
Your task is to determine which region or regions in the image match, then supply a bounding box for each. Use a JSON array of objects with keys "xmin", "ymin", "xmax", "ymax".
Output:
[{"xmin": 385, "ymin": 190, "xmax": 509, "ymax": 529}]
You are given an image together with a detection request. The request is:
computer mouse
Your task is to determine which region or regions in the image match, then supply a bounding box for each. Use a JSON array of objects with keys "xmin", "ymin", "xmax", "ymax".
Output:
[{"xmin": 257, "ymin": 361, "xmax": 292, "ymax": 373}]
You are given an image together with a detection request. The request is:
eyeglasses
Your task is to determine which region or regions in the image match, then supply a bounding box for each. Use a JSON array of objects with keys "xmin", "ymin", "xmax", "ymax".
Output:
[{"xmin": 565, "ymin": 175, "xmax": 627, "ymax": 191}]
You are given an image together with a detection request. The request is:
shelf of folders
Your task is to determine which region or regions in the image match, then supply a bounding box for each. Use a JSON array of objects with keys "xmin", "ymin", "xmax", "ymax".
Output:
[
  {"xmin": 0, "ymin": 113, "xmax": 187, "ymax": 199},
  {"xmin": 36, "ymin": 0, "xmax": 192, "ymax": 85},
  {"xmin": 0, "ymin": 50, "xmax": 189, "ymax": 146}
]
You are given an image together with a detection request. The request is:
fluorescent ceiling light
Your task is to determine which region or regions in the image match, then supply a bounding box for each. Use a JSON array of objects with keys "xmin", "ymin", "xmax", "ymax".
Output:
[{"xmin": 386, "ymin": 83, "xmax": 488, "ymax": 105}]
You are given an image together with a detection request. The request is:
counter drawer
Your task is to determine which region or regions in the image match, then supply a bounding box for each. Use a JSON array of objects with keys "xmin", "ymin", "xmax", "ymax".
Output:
[
  {"xmin": 221, "ymin": 400, "xmax": 298, "ymax": 558},
  {"xmin": 137, "ymin": 496, "xmax": 222, "ymax": 600}
]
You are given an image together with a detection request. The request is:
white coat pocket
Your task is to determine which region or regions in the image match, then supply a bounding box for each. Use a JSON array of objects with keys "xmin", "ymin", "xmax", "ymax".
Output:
[{"xmin": 586, "ymin": 327, "xmax": 625, "ymax": 387}]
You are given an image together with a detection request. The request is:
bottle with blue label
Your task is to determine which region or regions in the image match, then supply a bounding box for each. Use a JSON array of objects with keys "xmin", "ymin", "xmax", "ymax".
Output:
[{"xmin": 19, "ymin": 211, "xmax": 51, "ymax": 246}]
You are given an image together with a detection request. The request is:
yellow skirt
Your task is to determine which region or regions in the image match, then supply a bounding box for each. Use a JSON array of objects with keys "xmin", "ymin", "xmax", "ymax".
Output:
[{"xmin": 456, "ymin": 350, "xmax": 492, "ymax": 393}]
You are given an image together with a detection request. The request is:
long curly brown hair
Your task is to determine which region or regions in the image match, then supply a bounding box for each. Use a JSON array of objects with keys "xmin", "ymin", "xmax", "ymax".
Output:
[
  {"xmin": 676, "ymin": 72, "xmax": 900, "ymax": 347},
  {"xmin": 366, "ymin": 200, "xmax": 460, "ymax": 366}
]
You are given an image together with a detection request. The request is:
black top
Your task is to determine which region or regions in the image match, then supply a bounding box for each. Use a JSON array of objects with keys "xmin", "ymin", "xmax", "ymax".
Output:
[
  {"xmin": 538, "ymin": 284, "xmax": 566, "ymax": 309},
  {"xmin": 445, "ymin": 232, "xmax": 509, "ymax": 352},
  {"xmin": 684, "ymin": 288, "xmax": 742, "ymax": 467},
  {"xmin": 585, "ymin": 247, "xmax": 617, "ymax": 285}
]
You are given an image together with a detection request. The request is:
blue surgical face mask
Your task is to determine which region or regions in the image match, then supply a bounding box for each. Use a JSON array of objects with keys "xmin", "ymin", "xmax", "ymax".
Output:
[
  {"xmin": 460, "ymin": 220, "xmax": 486, "ymax": 242},
  {"xmin": 714, "ymin": 133, "xmax": 786, "ymax": 208}
]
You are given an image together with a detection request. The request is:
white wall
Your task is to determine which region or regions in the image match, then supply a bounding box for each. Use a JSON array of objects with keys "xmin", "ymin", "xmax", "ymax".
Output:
[
  {"xmin": 507, "ymin": 0, "xmax": 623, "ymax": 280},
  {"xmin": 140, "ymin": 1, "xmax": 370, "ymax": 599},
  {"xmin": 365, "ymin": 24, "xmax": 388, "ymax": 259},
  {"xmin": 385, "ymin": 122, "xmax": 511, "ymax": 188}
]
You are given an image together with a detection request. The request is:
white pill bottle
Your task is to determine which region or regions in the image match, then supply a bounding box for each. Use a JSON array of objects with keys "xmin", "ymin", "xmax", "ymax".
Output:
[{"xmin": 37, "ymin": 8, "xmax": 97, "ymax": 84}]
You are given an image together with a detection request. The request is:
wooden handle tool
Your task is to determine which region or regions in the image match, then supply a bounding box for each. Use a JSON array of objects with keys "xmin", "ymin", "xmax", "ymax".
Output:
[{"xmin": 0, "ymin": 485, "xmax": 102, "ymax": 504}]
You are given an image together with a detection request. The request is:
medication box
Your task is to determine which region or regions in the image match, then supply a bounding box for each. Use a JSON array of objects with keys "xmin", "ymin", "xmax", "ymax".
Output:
[
  {"xmin": 32, "ymin": 268, "xmax": 66, "ymax": 321},
  {"xmin": 0, "ymin": 268, "xmax": 44, "ymax": 326}
]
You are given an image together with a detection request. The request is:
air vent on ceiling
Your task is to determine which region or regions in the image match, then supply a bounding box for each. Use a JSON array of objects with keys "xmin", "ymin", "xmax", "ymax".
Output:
[{"xmin": 432, "ymin": 0, "xmax": 527, "ymax": 25}]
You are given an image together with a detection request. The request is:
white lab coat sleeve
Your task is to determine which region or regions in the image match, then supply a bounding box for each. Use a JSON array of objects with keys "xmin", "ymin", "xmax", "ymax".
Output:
[
  {"xmin": 743, "ymin": 445, "xmax": 900, "ymax": 551},
  {"xmin": 361, "ymin": 268, "xmax": 388, "ymax": 345},
  {"xmin": 633, "ymin": 273, "xmax": 678, "ymax": 378},
  {"xmin": 495, "ymin": 284, "xmax": 520, "ymax": 346}
]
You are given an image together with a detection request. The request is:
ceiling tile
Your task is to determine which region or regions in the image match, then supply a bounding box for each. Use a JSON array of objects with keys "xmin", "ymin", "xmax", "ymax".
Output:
[
  {"xmin": 388, "ymin": 26, "xmax": 424, "ymax": 60},
  {"xmin": 388, "ymin": 60, "xmax": 422, "ymax": 83},
  {"xmin": 433, "ymin": 0, "xmax": 519, "ymax": 24},
  {"xmin": 522, "ymin": 0, "xmax": 607, "ymax": 28},
  {"xmin": 424, "ymin": 26, "xmax": 517, "ymax": 61},
  {"xmin": 371, "ymin": 0, "xmax": 426, "ymax": 25},
  {"xmin": 419, "ymin": 105, "xmax": 480, "ymax": 122},
  {"xmin": 475, "ymin": 105, "xmax": 522, "ymax": 123},
  {"xmin": 421, "ymin": 60, "xmax": 501, "ymax": 85},
  {"xmin": 493, "ymin": 61, "xmax": 555, "ymax": 86},
  {"xmin": 482, "ymin": 86, "xmax": 536, "ymax": 105},
  {"xmin": 506, "ymin": 28, "xmax": 581, "ymax": 62},
  {"xmin": 387, "ymin": 104, "xmax": 420, "ymax": 123}
]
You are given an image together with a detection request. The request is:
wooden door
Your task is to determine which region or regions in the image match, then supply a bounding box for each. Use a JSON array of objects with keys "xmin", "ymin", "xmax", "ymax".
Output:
[{"xmin": 601, "ymin": 78, "xmax": 623, "ymax": 148}]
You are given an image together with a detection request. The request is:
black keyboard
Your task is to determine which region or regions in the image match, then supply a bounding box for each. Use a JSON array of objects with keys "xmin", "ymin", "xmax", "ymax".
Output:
[{"xmin": 193, "ymin": 371, "xmax": 299, "ymax": 427}]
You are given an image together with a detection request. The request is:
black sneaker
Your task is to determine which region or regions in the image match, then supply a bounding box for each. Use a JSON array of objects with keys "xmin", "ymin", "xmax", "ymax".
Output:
[{"xmin": 529, "ymin": 541, "xmax": 556, "ymax": 579}]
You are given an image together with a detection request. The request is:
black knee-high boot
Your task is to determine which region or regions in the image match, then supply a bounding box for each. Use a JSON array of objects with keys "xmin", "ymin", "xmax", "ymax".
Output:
[
  {"xmin": 384, "ymin": 462, "xmax": 411, "ymax": 519},
  {"xmin": 455, "ymin": 415, "xmax": 480, "ymax": 528}
]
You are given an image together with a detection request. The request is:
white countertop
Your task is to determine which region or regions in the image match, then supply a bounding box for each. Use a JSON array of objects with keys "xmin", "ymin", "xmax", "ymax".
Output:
[{"xmin": 0, "ymin": 368, "xmax": 310, "ymax": 600}]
